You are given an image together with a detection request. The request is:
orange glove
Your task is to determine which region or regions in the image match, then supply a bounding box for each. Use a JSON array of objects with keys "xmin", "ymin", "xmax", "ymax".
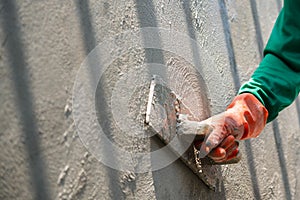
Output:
[
  {"xmin": 196, "ymin": 93, "xmax": 268, "ymax": 162},
  {"xmin": 194, "ymin": 135, "xmax": 239, "ymax": 163}
]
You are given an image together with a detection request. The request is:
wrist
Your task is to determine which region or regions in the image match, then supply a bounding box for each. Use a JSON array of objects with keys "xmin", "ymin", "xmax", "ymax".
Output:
[{"xmin": 226, "ymin": 93, "xmax": 268, "ymax": 140}]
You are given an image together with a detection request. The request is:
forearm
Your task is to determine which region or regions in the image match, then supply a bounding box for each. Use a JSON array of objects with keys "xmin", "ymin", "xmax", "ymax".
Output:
[
  {"xmin": 238, "ymin": 0, "xmax": 300, "ymax": 122},
  {"xmin": 239, "ymin": 54, "xmax": 300, "ymax": 122}
]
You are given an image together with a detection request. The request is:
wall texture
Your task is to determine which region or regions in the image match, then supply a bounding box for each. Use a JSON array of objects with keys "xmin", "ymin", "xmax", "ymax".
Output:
[{"xmin": 1, "ymin": 0, "xmax": 300, "ymax": 200}]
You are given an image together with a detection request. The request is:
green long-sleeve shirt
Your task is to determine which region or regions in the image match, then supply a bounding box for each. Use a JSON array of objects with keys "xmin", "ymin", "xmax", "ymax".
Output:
[{"xmin": 238, "ymin": 0, "xmax": 300, "ymax": 122}]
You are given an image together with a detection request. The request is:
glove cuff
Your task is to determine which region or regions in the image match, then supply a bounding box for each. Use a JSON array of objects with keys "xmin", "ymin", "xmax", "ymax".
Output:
[{"xmin": 226, "ymin": 93, "xmax": 269, "ymax": 140}]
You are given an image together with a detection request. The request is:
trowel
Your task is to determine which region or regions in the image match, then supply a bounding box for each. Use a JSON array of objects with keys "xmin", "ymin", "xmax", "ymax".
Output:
[{"xmin": 145, "ymin": 75, "xmax": 241, "ymax": 190}]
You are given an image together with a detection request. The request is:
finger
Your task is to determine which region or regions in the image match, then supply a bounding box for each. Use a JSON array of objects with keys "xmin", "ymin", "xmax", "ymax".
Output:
[
  {"xmin": 226, "ymin": 148, "xmax": 240, "ymax": 161},
  {"xmin": 209, "ymin": 141, "xmax": 239, "ymax": 163},
  {"xmin": 214, "ymin": 145, "xmax": 240, "ymax": 163},
  {"xmin": 199, "ymin": 127, "xmax": 228, "ymax": 158},
  {"xmin": 225, "ymin": 141, "xmax": 239, "ymax": 156},
  {"xmin": 208, "ymin": 147, "xmax": 226, "ymax": 160},
  {"xmin": 219, "ymin": 135, "xmax": 235, "ymax": 150}
]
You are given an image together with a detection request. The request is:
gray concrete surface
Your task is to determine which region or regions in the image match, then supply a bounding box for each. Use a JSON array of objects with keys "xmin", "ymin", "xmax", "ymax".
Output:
[{"xmin": 1, "ymin": 0, "xmax": 300, "ymax": 199}]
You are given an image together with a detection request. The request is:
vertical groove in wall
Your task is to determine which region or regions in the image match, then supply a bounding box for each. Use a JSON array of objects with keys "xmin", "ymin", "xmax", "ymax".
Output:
[
  {"xmin": 217, "ymin": 0, "xmax": 240, "ymax": 92},
  {"xmin": 249, "ymin": 0, "xmax": 264, "ymax": 59},
  {"xmin": 272, "ymin": 120, "xmax": 292, "ymax": 200}
]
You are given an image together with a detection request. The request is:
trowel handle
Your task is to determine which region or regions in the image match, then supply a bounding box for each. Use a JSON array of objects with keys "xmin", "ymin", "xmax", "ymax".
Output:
[{"xmin": 176, "ymin": 115, "xmax": 212, "ymax": 141}]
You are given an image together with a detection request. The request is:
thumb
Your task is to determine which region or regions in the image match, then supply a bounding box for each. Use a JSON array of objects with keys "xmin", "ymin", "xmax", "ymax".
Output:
[{"xmin": 198, "ymin": 123, "xmax": 229, "ymax": 158}]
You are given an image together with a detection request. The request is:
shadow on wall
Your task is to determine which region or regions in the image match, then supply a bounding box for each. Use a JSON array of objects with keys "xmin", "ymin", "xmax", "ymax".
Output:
[
  {"xmin": 74, "ymin": 0, "xmax": 124, "ymax": 199},
  {"xmin": 134, "ymin": 0, "xmax": 165, "ymax": 67},
  {"xmin": 0, "ymin": 0, "xmax": 50, "ymax": 200},
  {"xmin": 272, "ymin": 120, "xmax": 292, "ymax": 200}
]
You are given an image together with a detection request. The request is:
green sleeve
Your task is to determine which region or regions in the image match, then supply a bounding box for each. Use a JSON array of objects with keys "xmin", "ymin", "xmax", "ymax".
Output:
[{"xmin": 238, "ymin": 0, "xmax": 300, "ymax": 123}]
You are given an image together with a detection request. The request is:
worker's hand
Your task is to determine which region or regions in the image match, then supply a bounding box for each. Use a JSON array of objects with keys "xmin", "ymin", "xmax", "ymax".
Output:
[
  {"xmin": 194, "ymin": 135, "xmax": 240, "ymax": 162},
  {"xmin": 195, "ymin": 93, "xmax": 268, "ymax": 162}
]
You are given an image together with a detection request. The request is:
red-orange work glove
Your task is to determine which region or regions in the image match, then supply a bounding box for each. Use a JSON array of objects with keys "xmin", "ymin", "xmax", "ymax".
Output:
[{"xmin": 196, "ymin": 93, "xmax": 268, "ymax": 162}]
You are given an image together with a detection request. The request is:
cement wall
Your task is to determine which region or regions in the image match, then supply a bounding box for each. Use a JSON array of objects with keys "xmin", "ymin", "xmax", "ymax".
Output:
[{"xmin": 1, "ymin": 0, "xmax": 300, "ymax": 199}]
